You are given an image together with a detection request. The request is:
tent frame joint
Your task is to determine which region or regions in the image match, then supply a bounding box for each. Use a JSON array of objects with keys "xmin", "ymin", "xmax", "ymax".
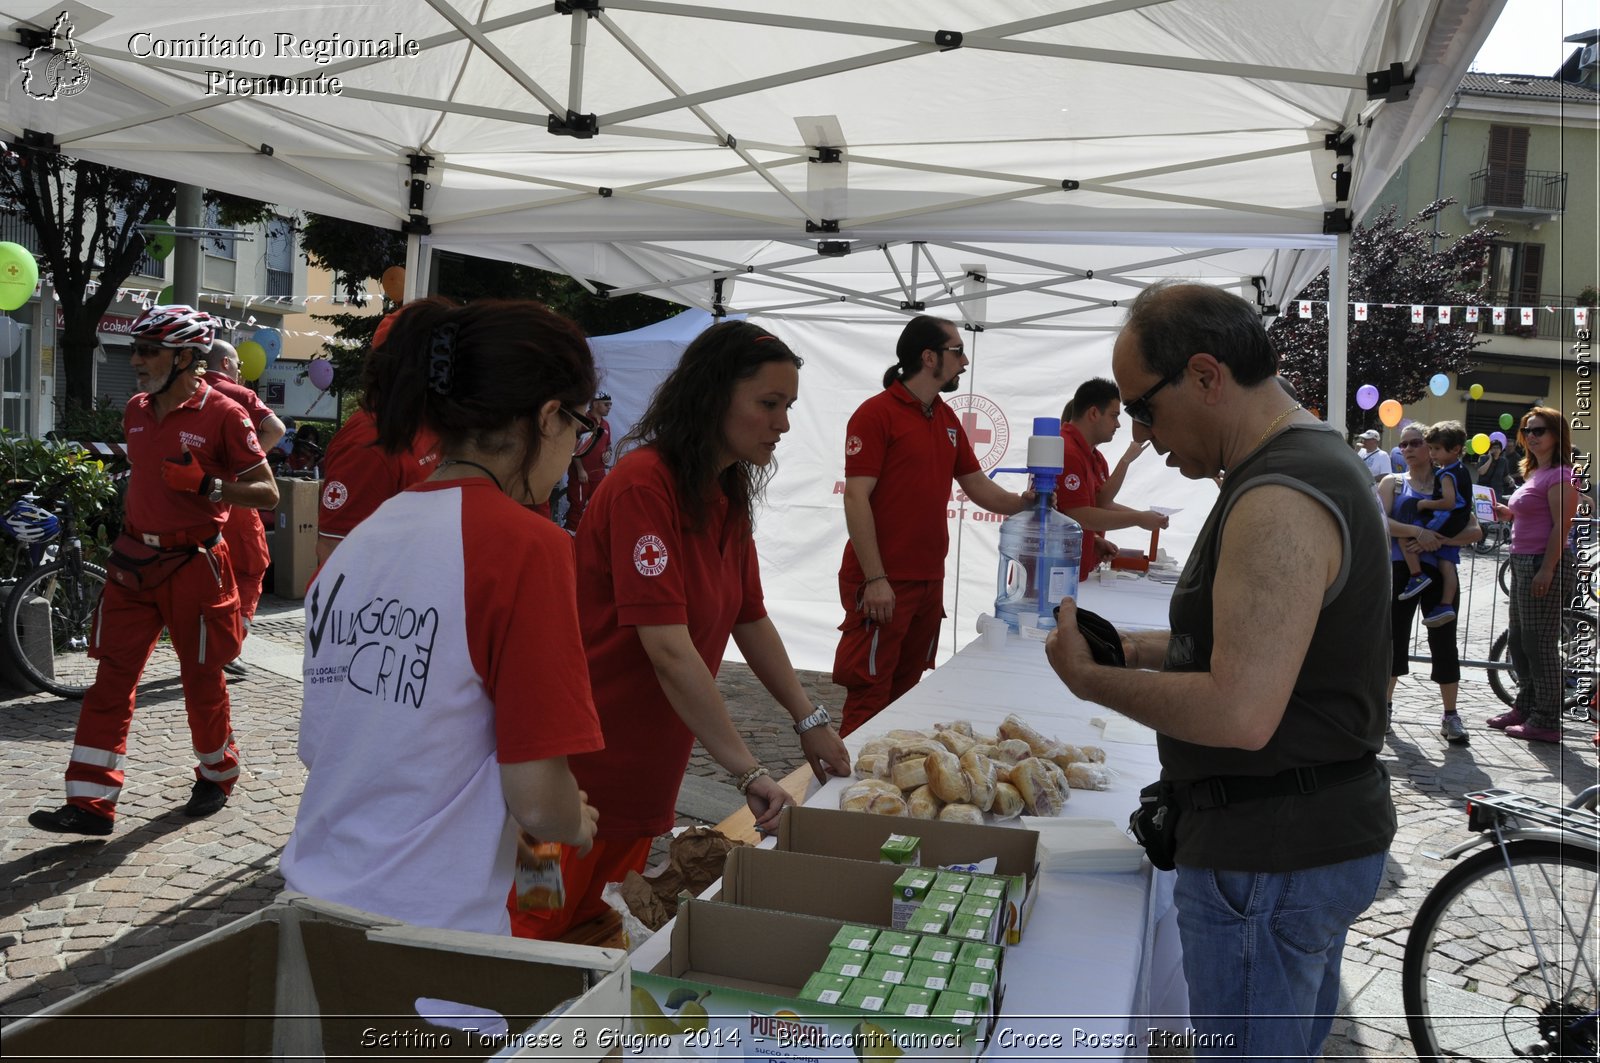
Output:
[
  {"xmin": 817, "ymin": 241, "xmax": 850, "ymax": 257},
  {"xmin": 810, "ymin": 146, "xmax": 843, "ymax": 164},
  {"xmin": 1324, "ymin": 130, "xmax": 1354, "ymax": 157},
  {"xmin": 554, "ymin": 1, "xmax": 601, "ymax": 16},
  {"xmin": 401, "ymin": 215, "xmax": 432, "ymax": 236},
  {"xmin": 900, "ymin": 300, "xmax": 925, "ymax": 310},
  {"xmin": 549, "ymin": 110, "xmax": 599, "ymax": 138},
  {"xmin": 1365, "ymin": 62, "xmax": 1413, "ymax": 102},
  {"xmin": 1322, "ymin": 209, "xmax": 1352, "ymax": 234},
  {"xmin": 934, "ymin": 29, "xmax": 963, "ymax": 50},
  {"xmin": 21, "ymin": 129, "xmax": 57, "ymax": 153},
  {"xmin": 1061, "ymin": 179, "xmax": 1080, "ymax": 191},
  {"xmin": 597, "ymin": 186, "xmax": 613, "ymax": 197},
  {"xmin": 15, "ymin": 25, "xmax": 53, "ymax": 51},
  {"xmin": 805, "ymin": 219, "xmax": 840, "ymax": 233},
  {"xmin": 1333, "ymin": 163, "xmax": 1351, "ymax": 203}
]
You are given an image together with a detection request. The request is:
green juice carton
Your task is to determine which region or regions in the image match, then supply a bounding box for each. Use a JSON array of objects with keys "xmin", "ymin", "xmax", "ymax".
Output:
[
  {"xmin": 798, "ymin": 971, "xmax": 853, "ymax": 1006},
  {"xmin": 839, "ymin": 978, "xmax": 893, "ymax": 1013}
]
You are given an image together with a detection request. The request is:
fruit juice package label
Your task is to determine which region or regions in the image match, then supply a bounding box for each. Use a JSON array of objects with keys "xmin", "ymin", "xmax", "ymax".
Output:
[{"xmin": 512, "ymin": 835, "xmax": 565, "ymax": 911}]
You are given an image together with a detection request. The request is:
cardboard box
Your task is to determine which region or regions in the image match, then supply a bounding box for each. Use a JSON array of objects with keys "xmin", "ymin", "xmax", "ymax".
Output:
[
  {"xmin": 638, "ymin": 900, "xmax": 995, "ymax": 1060},
  {"xmin": 271, "ymin": 476, "xmax": 321, "ymax": 598},
  {"xmin": 3, "ymin": 894, "xmax": 628, "ymax": 1061},
  {"xmin": 775, "ymin": 805, "xmax": 1042, "ymax": 944}
]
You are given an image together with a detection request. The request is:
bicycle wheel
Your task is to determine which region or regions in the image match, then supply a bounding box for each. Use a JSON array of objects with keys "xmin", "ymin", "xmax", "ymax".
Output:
[
  {"xmin": 1488, "ymin": 630, "xmax": 1517, "ymax": 708},
  {"xmin": 1489, "ymin": 615, "xmax": 1598, "ymax": 716},
  {"xmin": 4, "ymin": 558, "xmax": 106, "ymax": 699},
  {"xmin": 1473, "ymin": 522, "xmax": 1505, "ymax": 555},
  {"xmin": 1499, "ymin": 557, "xmax": 1512, "ymax": 596},
  {"xmin": 1403, "ymin": 839, "xmax": 1600, "ymax": 1062}
]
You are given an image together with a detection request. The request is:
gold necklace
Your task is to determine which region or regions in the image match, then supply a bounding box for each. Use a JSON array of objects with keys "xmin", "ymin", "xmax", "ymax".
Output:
[{"xmin": 1251, "ymin": 404, "xmax": 1302, "ymax": 453}]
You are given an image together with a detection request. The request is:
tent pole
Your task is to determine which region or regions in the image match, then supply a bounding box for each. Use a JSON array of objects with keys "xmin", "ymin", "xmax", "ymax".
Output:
[
  {"xmin": 1327, "ymin": 232, "xmax": 1350, "ymax": 434},
  {"xmin": 404, "ymin": 233, "xmax": 431, "ymax": 301}
]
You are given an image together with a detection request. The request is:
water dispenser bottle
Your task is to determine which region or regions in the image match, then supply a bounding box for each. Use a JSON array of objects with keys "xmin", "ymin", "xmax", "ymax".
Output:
[{"xmin": 992, "ymin": 417, "xmax": 1082, "ymax": 632}]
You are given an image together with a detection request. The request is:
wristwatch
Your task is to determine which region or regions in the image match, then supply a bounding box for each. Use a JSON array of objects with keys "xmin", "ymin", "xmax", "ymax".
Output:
[
  {"xmin": 207, "ymin": 478, "xmax": 224, "ymax": 503},
  {"xmin": 794, "ymin": 704, "xmax": 831, "ymax": 735}
]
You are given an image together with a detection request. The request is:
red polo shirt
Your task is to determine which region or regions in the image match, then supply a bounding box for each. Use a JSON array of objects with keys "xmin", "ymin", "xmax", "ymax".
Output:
[
  {"xmin": 318, "ymin": 408, "xmax": 441, "ymax": 542},
  {"xmin": 839, "ymin": 382, "xmax": 981, "ymax": 582},
  {"xmin": 577, "ymin": 417, "xmax": 611, "ymax": 481},
  {"xmin": 201, "ymin": 371, "xmax": 275, "ymax": 434},
  {"xmin": 569, "ymin": 446, "xmax": 766, "ymax": 839},
  {"xmin": 123, "ymin": 380, "xmax": 267, "ymax": 536},
  {"xmin": 1055, "ymin": 422, "xmax": 1110, "ymax": 580}
]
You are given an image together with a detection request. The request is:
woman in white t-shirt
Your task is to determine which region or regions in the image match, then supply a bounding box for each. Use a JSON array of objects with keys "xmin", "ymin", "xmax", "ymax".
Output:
[{"xmin": 282, "ymin": 299, "xmax": 603, "ymax": 934}]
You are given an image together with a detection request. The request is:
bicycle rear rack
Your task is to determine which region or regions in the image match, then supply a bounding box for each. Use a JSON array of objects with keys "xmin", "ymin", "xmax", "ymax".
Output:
[{"xmin": 1465, "ymin": 788, "xmax": 1600, "ymax": 846}]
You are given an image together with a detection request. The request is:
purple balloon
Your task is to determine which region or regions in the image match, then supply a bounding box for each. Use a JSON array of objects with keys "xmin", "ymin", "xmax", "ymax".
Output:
[
  {"xmin": 1355, "ymin": 384, "xmax": 1380, "ymax": 410},
  {"xmin": 307, "ymin": 358, "xmax": 334, "ymax": 390},
  {"xmin": 1490, "ymin": 431, "xmax": 1507, "ymax": 447}
]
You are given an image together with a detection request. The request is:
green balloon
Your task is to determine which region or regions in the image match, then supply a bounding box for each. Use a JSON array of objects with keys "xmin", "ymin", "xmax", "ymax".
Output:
[
  {"xmin": 144, "ymin": 221, "xmax": 176, "ymax": 262},
  {"xmin": 0, "ymin": 241, "xmax": 39, "ymax": 312},
  {"xmin": 1499, "ymin": 413, "xmax": 1514, "ymax": 430},
  {"xmin": 157, "ymin": 286, "xmax": 175, "ymax": 305}
]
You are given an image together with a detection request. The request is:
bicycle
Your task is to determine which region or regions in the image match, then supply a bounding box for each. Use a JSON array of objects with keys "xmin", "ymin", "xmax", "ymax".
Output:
[
  {"xmin": 1487, "ymin": 608, "xmax": 1599, "ymax": 716},
  {"xmin": 1403, "ymin": 785, "xmax": 1600, "ymax": 1061},
  {"xmin": 2, "ymin": 478, "xmax": 107, "ymax": 699},
  {"xmin": 1474, "ymin": 520, "xmax": 1510, "ymax": 555}
]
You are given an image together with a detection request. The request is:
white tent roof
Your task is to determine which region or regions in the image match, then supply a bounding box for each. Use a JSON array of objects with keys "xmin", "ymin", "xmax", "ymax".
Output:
[{"xmin": 2, "ymin": 0, "xmax": 1503, "ymax": 328}]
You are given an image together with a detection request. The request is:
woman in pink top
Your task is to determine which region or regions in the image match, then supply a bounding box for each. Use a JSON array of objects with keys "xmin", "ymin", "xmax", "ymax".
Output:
[{"xmin": 1488, "ymin": 407, "xmax": 1579, "ymax": 742}]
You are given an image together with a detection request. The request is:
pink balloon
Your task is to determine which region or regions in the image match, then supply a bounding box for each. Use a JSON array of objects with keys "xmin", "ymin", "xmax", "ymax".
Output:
[
  {"xmin": 307, "ymin": 359, "xmax": 334, "ymax": 390},
  {"xmin": 1355, "ymin": 385, "xmax": 1380, "ymax": 410}
]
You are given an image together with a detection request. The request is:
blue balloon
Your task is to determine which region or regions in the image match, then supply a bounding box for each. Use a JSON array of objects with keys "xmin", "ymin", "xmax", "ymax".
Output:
[
  {"xmin": 1428, "ymin": 372, "xmax": 1450, "ymax": 397},
  {"xmin": 253, "ymin": 328, "xmax": 282, "ymax": 363}
]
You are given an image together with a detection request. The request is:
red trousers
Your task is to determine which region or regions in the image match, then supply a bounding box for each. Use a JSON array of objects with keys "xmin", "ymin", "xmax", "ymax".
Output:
[
  {"xmin": 509, "ymin": 836, "xmax": 653, "ymax": 941},
  {"xmin": 67, "ymin": 543, "xmax": 244, "ymax": 820},
  {"xmin": 564, "ymin": 472, "xmax": 606, "ymax": 531},
  {"xmin": 222, "ymin": 504, "xmax": 269, "ymax": 623},
  {"xmin": 832, "ymin": 577, "xmax": 944, "ymax": 737}
]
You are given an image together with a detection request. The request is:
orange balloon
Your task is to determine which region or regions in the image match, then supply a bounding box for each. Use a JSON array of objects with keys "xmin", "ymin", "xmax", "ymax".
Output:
[
  {"xmin": 1378, "ymin": 399, "xmax": 1403, "ymax": 427},
  {"xmin": 381, "ymin": 265, "xmax": 406, "ymax": 303}
]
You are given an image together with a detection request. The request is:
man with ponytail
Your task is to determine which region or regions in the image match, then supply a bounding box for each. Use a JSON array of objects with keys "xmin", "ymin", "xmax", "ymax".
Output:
[{"xmin": 832, "ymin": 316, "xmax": 1037, "ymax": 736}]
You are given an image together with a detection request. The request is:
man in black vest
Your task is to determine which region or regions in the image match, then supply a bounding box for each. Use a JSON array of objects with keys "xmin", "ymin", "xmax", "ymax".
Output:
[{"xmin": 1047, "ymin": 282, "xmax": 1394, "ymax": 1060}]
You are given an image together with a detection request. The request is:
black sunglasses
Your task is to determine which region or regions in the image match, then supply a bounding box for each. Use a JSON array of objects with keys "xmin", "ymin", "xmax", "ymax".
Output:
[
  {"xmin": 1522, "ymin": 425, "xmax": 1550, "ymax": 439},
  {"xmin": 562, "ymin": 406, "xmax": 601, "ymax": 458},
  {"xmin": 1123, "ymin": 365, "xmax": 1186, "ymax": 427}
]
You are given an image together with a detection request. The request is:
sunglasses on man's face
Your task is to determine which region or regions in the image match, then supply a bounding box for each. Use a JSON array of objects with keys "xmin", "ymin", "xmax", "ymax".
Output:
[
  {"xmin": 1123, "ymin": 365, "xmax": 1186, "ymax": 428},
  {"xmin": 561, "ymin": 406, "xmax": 601, "ymax": 458}
]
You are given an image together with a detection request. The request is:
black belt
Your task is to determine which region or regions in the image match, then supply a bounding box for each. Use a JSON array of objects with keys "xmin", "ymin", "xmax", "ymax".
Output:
[{"xmin": 1174, "ymin": 752, "xmax": 1379, "ymax": 813}]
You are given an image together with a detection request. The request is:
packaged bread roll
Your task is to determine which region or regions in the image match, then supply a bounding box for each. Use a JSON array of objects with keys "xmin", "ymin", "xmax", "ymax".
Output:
[
  {"xmin": 938, "ymin": 803, "xmax": 985, "ymax": 825},
  {"xmin": 855, "ymin": 752, "xmax": 890, "ymax": 780},
  {"xmin": 907, "ymin": 784, "xmax": 941, "ymax": 820},
  {"xmin": 934, "ymin": 729, "xmax": 977, "ymax": 757},
  {"xmin": 1048, "ymin": 745, "xmax": 1088, "ymax": 769},
  {"xmin": 926, "ymin": 749, "xmax": 971, "ymax": 804},
  {"xmin": 968, "ymin": 742, "xmax": 1000, "ymax": 761},
  {"xmin": 935, "ymin": 720, "xmax": 975, "ymax": 737},
  {"xmin": 1066, "ymin": 762, "xmax": 1113, "ymax": 791},
  {"xmin": 1077, "ymin": 744, "xmax": 1108, "ymax": 764},
  {"xmin": 841, "ymin": 778, "xmax": 909, "ymax": 816},
  {"xmin": 991, "ymin": 739, "xmax": 1033, "ymax": 765},
  {"xmin": 891, "ymin": 739, "xmax": 945, "ymax": 761},
  {"xmin": 891, "ymin": 753, "xmax": 930, "ymax": 791},
  {"xmin": 860, "ymin": 737, "xmax": 897, "ymax": 758},
  {"xmin": 998, "ymin": 714, "xmax": 1059, "ymax": 756},
  {"xmin": 1041, "ymin": 758, "xmax": 1071, "ymax": 794},
  {"xmin": 883, "ymin": 728, "xmax": 936, "ymax": 745},
  {"xmin": 959, "ymin": 750, "xmax": 999, "ymax": 812},
  {"xmin": 1009, "ymin": 757, "xmax": 1068, "ymax": 817},
  {"xmin": 989, "ymin": 781, "xmax": 1024, "ymax": 820}
]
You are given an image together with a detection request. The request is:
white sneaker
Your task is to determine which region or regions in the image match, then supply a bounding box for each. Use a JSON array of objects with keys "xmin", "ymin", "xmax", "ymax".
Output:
[{"xmin": 1440, "ymin": 714, "xmax": 1470, "ymax": 745}]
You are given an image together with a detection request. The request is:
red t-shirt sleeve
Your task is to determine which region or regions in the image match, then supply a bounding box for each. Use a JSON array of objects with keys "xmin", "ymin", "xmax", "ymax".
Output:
[
  {"xmin": 459, "ymin": 489, "xmax": 603, "ymax": 764},
  {"xmin": 607, "ymin": 481, "xmax": 692, "ymax": 628},
  {"xmin": 953, "ymin": 418, "xmax": 981, "ymax": 478},
  {"xmin": 844, "ymin": 401, "xmax": 888, "ymax": 478},
  {"xmin": 216, "ymin": 395, "xmax": 268, "ymax": 477},
  {"xmin": 320, "ymin": 434, "xmax": 401, "ymax": 538}
]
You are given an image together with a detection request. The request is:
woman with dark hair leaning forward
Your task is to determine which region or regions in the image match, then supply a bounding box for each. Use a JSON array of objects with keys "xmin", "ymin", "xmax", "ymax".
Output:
[
  {"xmin": 515, "ymin": 320, "xmax": 851, "ymax": 941},
  {"xmin": 281, "ymin": 298, "xmax": 602, "ymax": 934}
]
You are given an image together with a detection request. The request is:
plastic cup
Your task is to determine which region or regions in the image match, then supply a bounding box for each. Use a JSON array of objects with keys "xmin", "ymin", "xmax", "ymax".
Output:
[{"xmin": 980, "ymin": 622, "xmax": 1007, "ymax": 651}]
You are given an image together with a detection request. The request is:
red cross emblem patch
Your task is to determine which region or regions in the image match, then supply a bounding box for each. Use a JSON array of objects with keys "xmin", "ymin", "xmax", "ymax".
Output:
[
  {"xmin": 633, "ymin": 534, "xmax": 669, "ymax": 576},
  {"xmin": 321, "ymin": 480, "xmax": 349, "ymax": 510}
]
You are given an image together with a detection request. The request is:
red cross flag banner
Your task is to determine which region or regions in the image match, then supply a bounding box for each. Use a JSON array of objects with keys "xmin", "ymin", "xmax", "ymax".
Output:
[
  {"xmin": 1492, "ymin": 308, "xmax": 1507, "ymax": 326},
  {"xmin": 1354, "ymin": 303, "xmax": 1368, "ymax": 321},
  {"xmin": 1466, "ymin": 306, "xmax": 1480, "ymax": 323},
  {"xmin": 1438, "ymin": 306, "xmax": 1451, "ymax": 324},
  {"xmin": 1579, "ymin": 308, "xmax": 1590, "ymax": 328},
  {"xmin": 1298, "ymin": 300, "xmax": 1312, "ymax": 318},
  {"xmin": 1520, "ymin": 308, "xmax": 1534, "ymax": 326},
  {"xmin": 1411, "ymin": 305, "xmax": 1424, "ymax": 323}
]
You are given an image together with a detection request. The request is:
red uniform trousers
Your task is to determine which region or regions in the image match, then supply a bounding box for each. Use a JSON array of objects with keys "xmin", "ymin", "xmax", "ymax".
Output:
[
  {"xmin": 67, "ymin": 543, "xmax": 244, "ymax": 820},
  {"xmin": 508, "ymin": 836, "xmax": 653, "ymax": 940},
  {"xmin": 832, "ymin": 577, "xmax": 944, "ymax": 737},
  {"xmin": 564, "ymin": 472, "xmax": 606, "ymax": 531},
  {"xmin": 222, "ymin": 504, "xmax": 269, "ymax": 623}
]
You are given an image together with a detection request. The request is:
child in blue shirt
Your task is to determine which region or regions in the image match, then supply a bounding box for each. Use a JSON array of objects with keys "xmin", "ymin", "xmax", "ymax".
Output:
[{"xmin": 1398, "ymin": 420, "xmax": 1473, "ymax": 626}]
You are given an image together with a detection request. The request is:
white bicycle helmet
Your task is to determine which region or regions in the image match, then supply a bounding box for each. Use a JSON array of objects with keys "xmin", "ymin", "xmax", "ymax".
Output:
[
  {"xmin": 4, "ymin": 498, "xmax": 60, "ymax": 544},
  {"xmin": 129, "ymin": 303, "xmax": 215, "ymax": 352}
]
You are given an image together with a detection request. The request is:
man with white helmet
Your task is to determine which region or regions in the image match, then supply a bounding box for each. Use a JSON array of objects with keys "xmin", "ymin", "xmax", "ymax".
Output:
[{"xmin": 28, "ymin": 305, "xmax": 278, "ymax": 836}]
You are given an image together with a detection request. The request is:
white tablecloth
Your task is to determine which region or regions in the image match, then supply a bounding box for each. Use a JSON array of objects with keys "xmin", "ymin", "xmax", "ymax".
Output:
[{"xmin": 633, "ymin": 577, "xmax": 1186, "ymax": 1056}]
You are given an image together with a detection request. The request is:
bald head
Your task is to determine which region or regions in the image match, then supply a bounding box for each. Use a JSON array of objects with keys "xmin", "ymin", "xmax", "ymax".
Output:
[{"xmin": 210, "ymin": 339, "xmax": 241, "ymax": 382}]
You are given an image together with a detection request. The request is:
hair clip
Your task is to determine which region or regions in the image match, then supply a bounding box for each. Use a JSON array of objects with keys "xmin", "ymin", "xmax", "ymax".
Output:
[{"xmin": 428, "ymin": 323, "xmax": 458, "ymax": 396}]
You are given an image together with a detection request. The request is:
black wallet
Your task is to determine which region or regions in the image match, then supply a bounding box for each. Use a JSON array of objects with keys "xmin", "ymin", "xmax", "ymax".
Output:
[{"xmin": 1053, "ymin": 604, "xmax": 1127, "ymax": 667}]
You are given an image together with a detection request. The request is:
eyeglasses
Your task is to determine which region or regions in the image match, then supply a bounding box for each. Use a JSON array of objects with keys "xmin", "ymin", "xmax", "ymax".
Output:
[
  {"xmin": 934, "ymin": 346, "xmax": 966, "ymax": 356},
  {"xmin": 1123, "ymin": 365, "xmax": 1187, "ymax": 427},
  {"xmin": 561, "ymin": 406, "xmax": 601, "ymax": 458},
  {"xmin": 1522, "ymin": 425, "xmax": 1550, "ymax": 438},
  {"xmin": 1398, "ymin": 438, "xmax": 1427, "ymax": 449},
  {"xmin": 131, "ymin": 344, "xmax": 169, "ymax": 360}
]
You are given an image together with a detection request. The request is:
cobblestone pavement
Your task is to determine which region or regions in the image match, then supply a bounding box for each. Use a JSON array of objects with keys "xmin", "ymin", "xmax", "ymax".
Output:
[{"xmin": 2, "ymin": 555, "xmax": 1595, "ymax": 1059}]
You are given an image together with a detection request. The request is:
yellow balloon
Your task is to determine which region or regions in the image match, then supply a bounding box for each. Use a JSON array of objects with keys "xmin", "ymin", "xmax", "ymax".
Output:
[
  {"xmin": 1378, "ymin": 399, "xmax": 1404, "ymax": 427},
  {"xmin": 1471, "ymin": 433, "xmax": 1491, "ymax": 454},
  {"xmin": 1468, "ymin": 383, "xmax": 1485, "ymax": 400},
  {"xmin": 236, "ymin": 340, "xmax": 267, "ymax": 382}
]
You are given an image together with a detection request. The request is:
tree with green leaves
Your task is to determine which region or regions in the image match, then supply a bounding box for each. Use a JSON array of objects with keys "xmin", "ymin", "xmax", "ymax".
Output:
[
  {"xmin": 0, "ymin": 145, "xmax": 274, "ymax": 415},
  {"xmin": 299, "ymin": 217, "xmax": 682, "ymax": 406},
  {"xmin": 1269, "ymin": 200, "xmax": 1499, "ymax": 436}
]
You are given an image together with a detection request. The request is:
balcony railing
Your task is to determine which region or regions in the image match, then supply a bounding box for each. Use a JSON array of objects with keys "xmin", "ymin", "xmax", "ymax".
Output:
[
  {"xmin": 0, "ymin": 211, "xmax": 40, "ymax": 251},
  {"xmin": 266, "ymin": 268, "xmax": 293, "ymax": 299},
  {"xmin": 1467, "ymin": 168, "xmax": 1568, "ymax": 218},
  {"xmin": 1478, "ymin": 291, "xmax": 1588, "ymax": 342}
]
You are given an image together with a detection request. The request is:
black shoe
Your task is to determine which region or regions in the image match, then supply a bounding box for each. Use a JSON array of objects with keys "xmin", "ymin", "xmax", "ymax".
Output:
[
  {"xmin": 183, "ymin": 780, "xmax": 228, "ymax": 818},
  {"xmin": 222, "ymin": 658, "xmax": 249, "ymax": 678},
  {"xmin": 29, "ymin": 804, "xmax": 114, "ymax": 836}
]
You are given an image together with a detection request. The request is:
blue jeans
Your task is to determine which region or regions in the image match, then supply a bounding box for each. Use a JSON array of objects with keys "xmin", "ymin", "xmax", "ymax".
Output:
[{"xmin": 1174, "ymin": 850, "xmax": 1387, "ymax": 1060}]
